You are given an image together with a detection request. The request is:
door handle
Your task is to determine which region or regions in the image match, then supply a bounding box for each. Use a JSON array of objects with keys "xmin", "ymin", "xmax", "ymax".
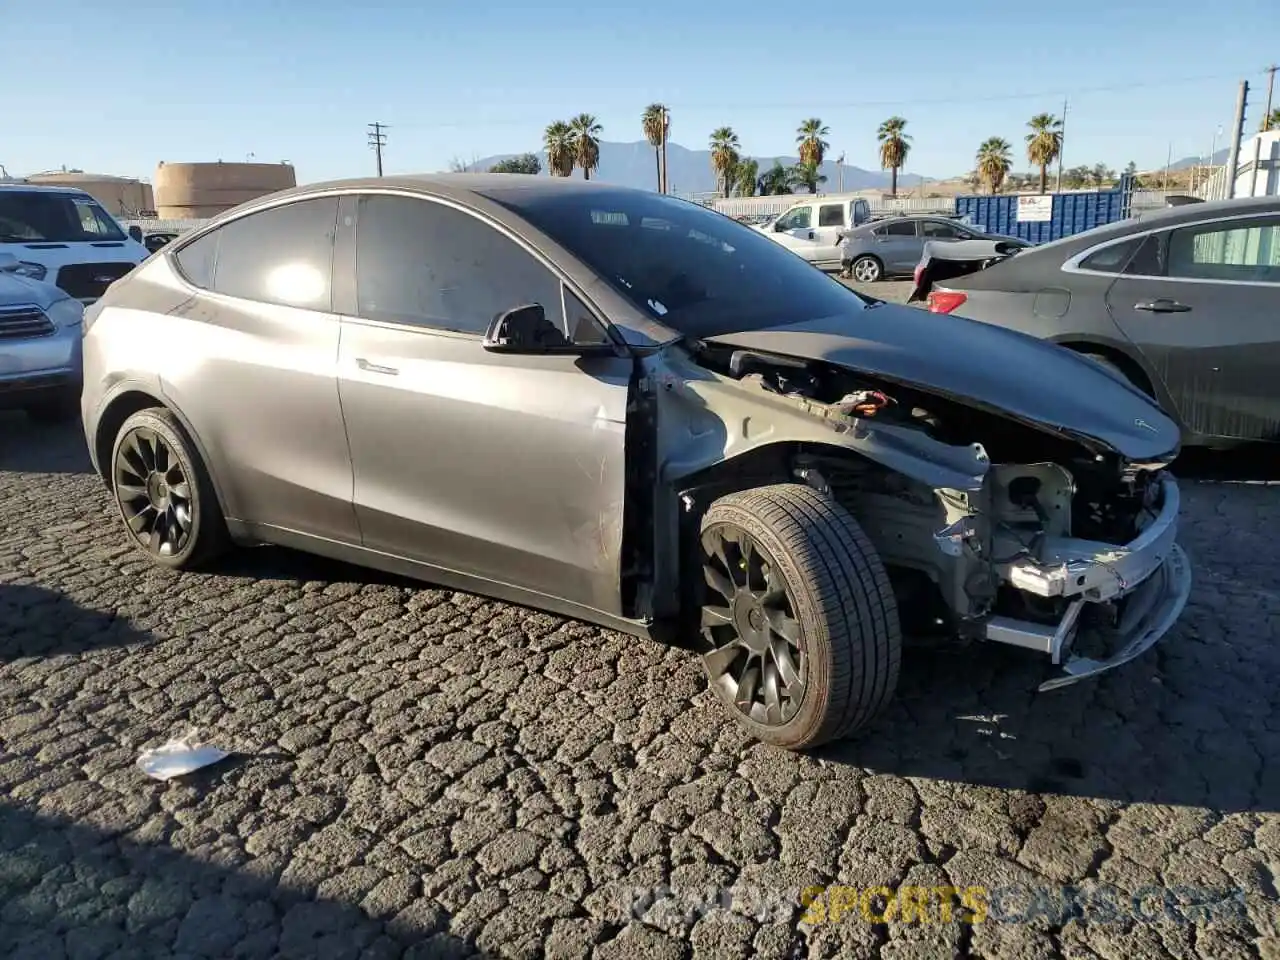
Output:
[
  {"xmin": 356, "ymin": 358, "xmax": 400, "ymax": 376},
  {"xmin": 806, "ymin": 231, "xmax": 815, "ymax": 240},
  {"xmin": 1134, "ymin": 298, "xmax": 1191, "ymax": 313}
]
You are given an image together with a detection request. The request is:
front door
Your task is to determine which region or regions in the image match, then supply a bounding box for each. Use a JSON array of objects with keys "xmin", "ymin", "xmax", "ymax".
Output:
[
  {"xmin": 1105, "ymin": 214, "xmax": 1280, "ymax": 440},
  {"xmin": 333, "ymin": 193, "xmax": 634, "ymax": 615},
  {"xmin": 766, "ymin": 204, "xmax": 822, "ymax": 262}
]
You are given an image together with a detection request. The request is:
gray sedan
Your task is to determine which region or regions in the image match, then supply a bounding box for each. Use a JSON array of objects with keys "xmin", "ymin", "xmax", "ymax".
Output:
[
  {"xmin": 838, "ymin": 216, "xmax": 1028, "ymax": 282},
  {"xmin": 925, "ymin": 195, "xmax": 1280, "ymax": 446}
]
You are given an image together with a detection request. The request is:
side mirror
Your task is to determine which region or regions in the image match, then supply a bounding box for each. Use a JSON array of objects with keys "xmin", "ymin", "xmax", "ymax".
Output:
[
  {"xmin": 128, "ymin": 225, "xmax": 144, "ymax": 243},
  {"xmin": 773, "ymin": 221, "xmax": 786, "ymax": 233},
  {"xmin": 482, "ymin": 303, "xmax": 614, "ymax": 356}
]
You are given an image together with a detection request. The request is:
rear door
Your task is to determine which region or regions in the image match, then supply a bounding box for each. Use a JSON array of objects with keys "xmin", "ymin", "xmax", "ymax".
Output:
[
  {"xmin": 872, "ymin": 219, "xmax": 923, "ymax": 273},
  {"xmin": 812, "ymin": 200, "xmax": 848, "ymax": 266},
  {"xmin": 1102, "ymin": 212, "xmax": 1280, "ymax": 440}
]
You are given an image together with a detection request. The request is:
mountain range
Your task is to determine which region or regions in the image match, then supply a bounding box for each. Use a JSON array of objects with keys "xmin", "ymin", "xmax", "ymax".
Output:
[{"xmin": 463, "ymin": 140, "xmax": 926, "ymax": 194}]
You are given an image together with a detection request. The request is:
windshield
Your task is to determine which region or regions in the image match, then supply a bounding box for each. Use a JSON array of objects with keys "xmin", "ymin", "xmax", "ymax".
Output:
[
  {"xmin": 0, "ymin": 191, "xmax": 127, "ymax": 243},
  {"xmin": 479, "ymin": 187, "xmax": 863, "ymax": 339}
]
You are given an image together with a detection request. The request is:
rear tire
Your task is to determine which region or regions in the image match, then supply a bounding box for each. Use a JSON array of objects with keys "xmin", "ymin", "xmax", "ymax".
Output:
[
  {"xmin": 1082, "ymin": 352, "xmax": 1152, "ymax": 397},
  {"xmin": 110, "ymin": 407, "xmax": 229, "ymax": 570},
  {"xmin": 698, "ymin": 483, "xmax": 901, "ymax": 750},
  {"xmin": 850, "ymin": 256, "xmax": 883, "ymax": 283}
]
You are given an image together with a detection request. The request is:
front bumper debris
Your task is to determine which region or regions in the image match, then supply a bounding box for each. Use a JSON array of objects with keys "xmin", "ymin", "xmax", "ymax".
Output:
[{"xmin": 982, "ymin": 473, "xmax": 1192, "ymax": 689}]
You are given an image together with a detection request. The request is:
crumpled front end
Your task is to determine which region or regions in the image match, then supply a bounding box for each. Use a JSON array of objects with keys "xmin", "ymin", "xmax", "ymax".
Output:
[{"xmin": 975, "ymin": 465, "xmax": 1191, "ymax": 690}]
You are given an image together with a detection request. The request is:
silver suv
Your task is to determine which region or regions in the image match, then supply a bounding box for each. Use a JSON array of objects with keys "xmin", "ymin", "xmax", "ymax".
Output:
[{"xmin": 0, "ymin": 252, "xmax": 85, "ymax": 422}]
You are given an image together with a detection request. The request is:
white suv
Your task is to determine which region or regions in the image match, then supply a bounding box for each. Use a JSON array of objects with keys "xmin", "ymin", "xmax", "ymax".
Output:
[
  {"xmin": 0, "ymin": 252, "xmax": 85, "ymax": 421},
  {"xmin": 0, "ymin": 183, "xmax": 148, "ymax": 304}
]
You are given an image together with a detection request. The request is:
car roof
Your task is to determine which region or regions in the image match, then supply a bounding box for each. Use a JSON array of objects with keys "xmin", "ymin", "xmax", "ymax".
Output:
[
  {"xmin": 245, "ymin": 173, "xmax": 629, "ymax": 209},
  {"xmin": 0, "ymin": 182, "xmax": 94, "ymax": 197}
]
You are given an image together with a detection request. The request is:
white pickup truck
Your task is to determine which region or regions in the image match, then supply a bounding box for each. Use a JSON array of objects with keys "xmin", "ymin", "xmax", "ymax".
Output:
[
  {"xmin": 754, "ymin": 194, "xmax": 873, "ymax": 271},
  {"xmin": 0, "ymin": 182, "xmax": 149, "ymax": 305}
]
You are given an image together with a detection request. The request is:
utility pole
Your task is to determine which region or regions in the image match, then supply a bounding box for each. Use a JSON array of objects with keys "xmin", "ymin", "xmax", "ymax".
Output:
[
  {"xmin": 367, "ymin": 122, "xmax": 388, "ymax": 177},
  {"xmin": 836, "ymin": 152, "xmax": 845, "ymax": 192},
  {"xmin": 1264, "ymin": 64, "xmax": 1277, "ymax": 131},
  {"xmin": 1224, "ymin": 81, "xmax": 1249, "ymax": 199},
  {"xmin": 1055, "ymin": 99, "xmax": 1068, "ymax": 192}
]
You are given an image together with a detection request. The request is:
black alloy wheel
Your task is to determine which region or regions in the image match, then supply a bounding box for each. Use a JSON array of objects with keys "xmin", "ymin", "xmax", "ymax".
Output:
[
  {"xmin": 110, "ymin": 407, "xmax": 227, "ymax": 569},
  {"xmin": 701, "ymin": 522, "xmax": 808, "ymax": 726}
]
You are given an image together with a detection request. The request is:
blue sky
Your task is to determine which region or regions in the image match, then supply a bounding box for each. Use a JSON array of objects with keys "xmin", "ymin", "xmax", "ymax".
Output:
[{"xmin": 3, "ymin": 0, "xmax": 1276, "ymax": 185}]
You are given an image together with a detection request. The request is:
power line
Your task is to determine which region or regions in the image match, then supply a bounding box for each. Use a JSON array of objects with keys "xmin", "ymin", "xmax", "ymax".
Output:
[
  {"xmin": 385, "ymin": 69, "xmax": 1259, "ymax": 131},
  {"xmin": 367, "ymin": 122, "xmax": 388, "ymax": 176}
]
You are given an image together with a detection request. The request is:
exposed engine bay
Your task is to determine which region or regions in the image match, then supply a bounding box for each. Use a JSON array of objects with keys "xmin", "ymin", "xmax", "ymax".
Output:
[{"xmin": 687, "ymin": 341, "xmax": 1187, "ymax": 688}]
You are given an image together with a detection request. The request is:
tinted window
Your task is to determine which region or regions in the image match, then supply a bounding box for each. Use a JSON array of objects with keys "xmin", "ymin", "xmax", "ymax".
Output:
[
  {"xmin": 212, "ymin": 198, "xmax": 338, "ymax": 309},
  {"xmin": 173, "ymin": 230, "xmax": 220, "ymax": 288},
  {"xmin": 818, "ymin": 204, "xmax": 844, "ymax": 227},
  {"xmin": 1080, "ymin": 236, "xmax": 1141, "ymax": 273},
  {"xmin": 921, "ymin": 220, "xmax": 961, "ymax": 239},
  {"xmin": 1167, "ymin": 216, "xmax": 1280, "ymax": 283},
  {"xmin": 774, "ymin": 206, "xmax": 812, "ymax": 230},
  {"xmin": 0, "ymin": 191, "xmax": 126, "ymax": 242},
  {"xmin": 354, "ymin": 195, "xmax": 562, "ymax": 335},
  {"xmin": 1124, "ymin": 233, "xmax": 1167, "ymax": 276},
  {"xmin": 877, "ymin": 220, "xmax": 917, "ymax": 237},
  {"xmin": 478, "ymin": 186, "xmax": 863, "ymax": 339}
]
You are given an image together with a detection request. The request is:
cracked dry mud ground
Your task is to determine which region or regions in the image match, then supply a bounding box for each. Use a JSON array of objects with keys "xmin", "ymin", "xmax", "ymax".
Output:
[{"xmin": 1, "ymin": 414, "xmax": 1278, "ymax": 960}]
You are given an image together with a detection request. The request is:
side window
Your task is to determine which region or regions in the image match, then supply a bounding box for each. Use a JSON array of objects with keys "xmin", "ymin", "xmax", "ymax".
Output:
[
  {"xmin": 211, "ymin": 198, "xmax": 338, "ymax": 310},
  {"xmin": 1124, "ymin": 233, "xmax": 1167, "ymax": 277},
  {"xmin": 564, "ymin": 287, "xmax": 609, "ymax": 345},
  {"xmin": 173, "ymin": 230, "xmax": 220, "ymax": 288},
  {"xmin": 775, "ymin": 206, "xmax": 812, "ymax": 231},
  {"xmin": 818, "ymin": 204, "xmax": 844, "ymax": 227},
  {"xmin": 1167, "ymin": 216, "xmax": 1280, "ymax": 283},
  {"xmin": 921, "ymin": 220, "xmax": 961, "ymax": 239},
  {"xmin": 876, "ymin": 220, "xmax": 917, "ymax": 237},
  {"xmin": 1079, "ymin": 236, "xmax": 1142, "ymax": 274},
  {"xmin": 354, "ymin": 194, "xmax": 563, "ymax": 335}
]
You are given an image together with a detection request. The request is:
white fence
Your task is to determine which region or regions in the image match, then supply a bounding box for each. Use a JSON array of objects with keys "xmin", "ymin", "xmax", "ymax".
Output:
[{"xmin": 705, "ymin": 194, "xmax": 956, "ymax": 218}]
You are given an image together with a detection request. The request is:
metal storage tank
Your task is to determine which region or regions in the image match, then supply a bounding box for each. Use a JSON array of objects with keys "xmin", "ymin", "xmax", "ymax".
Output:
[
  {"xmin": 24, "ymin": 171, "xmax": 155, "ymax": 217},
  {"xmin": 153, "ymin": 161, "xmax": 297, "ymax": 219}
]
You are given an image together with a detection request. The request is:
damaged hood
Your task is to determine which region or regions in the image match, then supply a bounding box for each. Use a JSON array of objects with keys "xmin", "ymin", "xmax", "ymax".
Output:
[{"xmin": 704, "ymin": 304, "xmax": 1181, "ymax": 462}]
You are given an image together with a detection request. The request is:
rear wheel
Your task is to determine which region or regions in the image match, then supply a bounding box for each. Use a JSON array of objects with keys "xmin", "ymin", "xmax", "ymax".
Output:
[
  {"xmin": 698, "ymin": 483, "xmax": 901, "ymax": 750},
  {"xmin": 850, "ymin": 256, "xmax": 883, "ymax": 283},
  {"xmin": 1081, "ymin": 352, "xmax": 1152, "ymax": 398},
  {"xmin": 110, "ymin": 408, "xmax": 228, "ymax": 570}
]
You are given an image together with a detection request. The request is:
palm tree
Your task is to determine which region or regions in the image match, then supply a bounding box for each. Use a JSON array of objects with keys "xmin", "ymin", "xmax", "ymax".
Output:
[
  {"xmin": 796, "ymin": 118, "xmax": 830, "ymax": 169},
  {"xmin": 1262, "ymin": 108, "xmax": 1280, "ymax": 132},
  {"xmin": 570, "ymin": 114, "xmax": 602, "ymax": 180},
  {"xmin": 544, "ymin": 121, "xmax": 575, "ymax": 177},
  {"xmin": 734, "ymin": 158, "xmax": 759, "ymax": 197},
  {"xmin": 792, "ymin": 161, "xmax": 826, "ymax": 195},
  {"xmin": 757, "ymin": 161, "xmax": 795, "ymax": 196},
  {"xmin": 975, "ymin": 137, "xmax": 1012, "ymax": 194},
  {"xmin": 1025, "ymin": 113, "xmax": 1063, "ymax": 195},
  {"xmin": 709, "ymin": 127, "xmax": 740, "ymax": 198},
  {"xmin": 641, "ymin": 103, "xmax": 670, "ymax": 192},
  {"xmin": 877, "ymin": 116, "xmax": 911, "ymax": 197}
]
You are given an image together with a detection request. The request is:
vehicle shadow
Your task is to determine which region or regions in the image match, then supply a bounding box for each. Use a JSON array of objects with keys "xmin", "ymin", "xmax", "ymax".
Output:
[
  {"xmin": 0, "ymin": 803, "xmax": 489, "ymax": 959},
  {"xmin": 0, "ymin": 413, "xmax": 93, "ymax": 475},
  {"xmin": 0, "ymin": 583, "xmax": 149, "ymax": 663},
  {"xmin": 1172, "ymin": 442, "xmax": 1280, "ymax": 483}
]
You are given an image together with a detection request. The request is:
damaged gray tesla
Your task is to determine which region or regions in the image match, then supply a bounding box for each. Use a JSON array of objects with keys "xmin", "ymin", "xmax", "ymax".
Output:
[{"xmin": 80, "ymin": 175, "xmax": 1191, "ymax": 750}]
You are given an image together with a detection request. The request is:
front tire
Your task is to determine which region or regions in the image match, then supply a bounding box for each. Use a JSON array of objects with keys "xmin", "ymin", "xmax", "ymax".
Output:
[
  {"xmin": 698, "ymin": 483, "xmax": 901, "ymax": 750},
  {"xmin": 850, "ymin": 256, "xmax": 883, "ymax": 283},
  {"xmin": 110, "ymin": 408, "xmax": 228, "ymax": 570}
]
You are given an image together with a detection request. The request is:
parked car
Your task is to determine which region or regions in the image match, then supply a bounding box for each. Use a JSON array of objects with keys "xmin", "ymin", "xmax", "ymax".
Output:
[
  {"xmin": 836, "ymin": 215, "xmax": 1031, "ymax": 283},
  {"xmin": 922, "ymin": 196, "xmax": 1280, "ymax": 446},
  {"xmin": 81, "ymin": 175, "xmax": 1190, "ymax": 750},
  {"xmin": 0, "ymin": 183, "xmax": 148, "ymax": 303},
  {"xmin": 0, "ymin": 252, "xmax": 85, "ymax": 421},
  {"xmin": 754, "ymin": 194, "xmax": 875, "ymax": 270}
]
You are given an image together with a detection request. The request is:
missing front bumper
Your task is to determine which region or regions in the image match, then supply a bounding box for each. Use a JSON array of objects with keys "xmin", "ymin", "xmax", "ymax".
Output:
[{"xmin": 980, "ymin": 472, "xmax": 1192, "ymax": 690}]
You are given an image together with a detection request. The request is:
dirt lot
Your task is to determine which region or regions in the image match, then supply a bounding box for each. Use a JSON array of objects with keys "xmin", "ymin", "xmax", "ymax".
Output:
[{"xmin": 2, "ymin": 397, "xmax": 1279, "ymax": 959}]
